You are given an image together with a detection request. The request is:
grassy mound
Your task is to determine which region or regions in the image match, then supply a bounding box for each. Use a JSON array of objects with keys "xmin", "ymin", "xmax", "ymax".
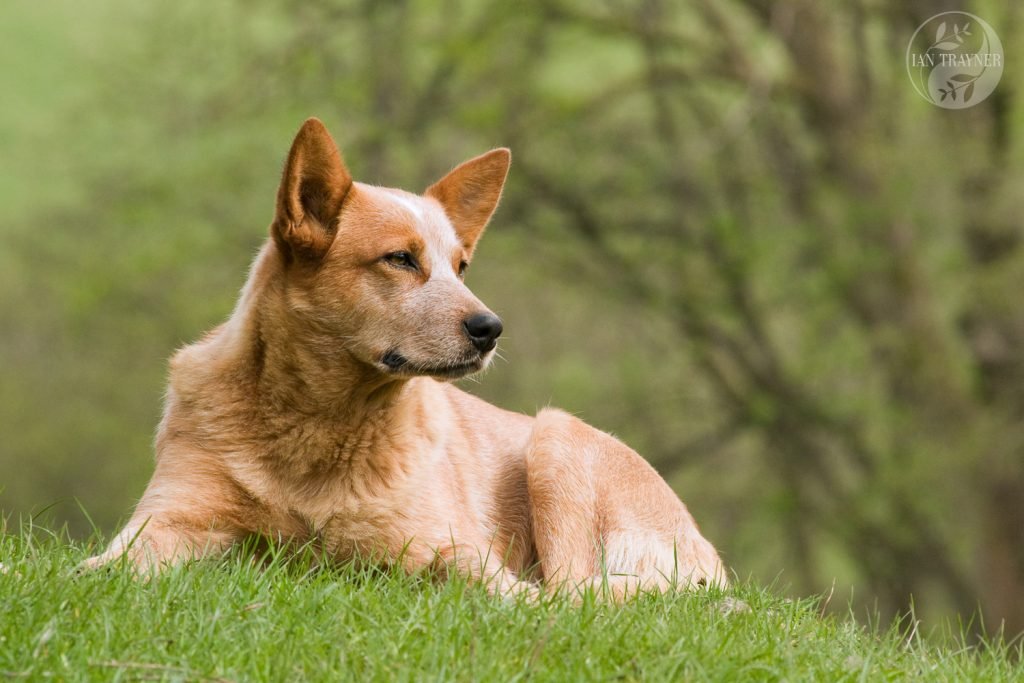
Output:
[{"xmin": 1, "ymin": 527, "xmax": 1020, "ymax": 681}]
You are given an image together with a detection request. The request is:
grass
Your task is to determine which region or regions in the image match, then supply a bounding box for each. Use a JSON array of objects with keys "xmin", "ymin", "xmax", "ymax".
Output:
[{"xmin": 1, "ymin": 524, "xmax": 1021, "ymax": 682}]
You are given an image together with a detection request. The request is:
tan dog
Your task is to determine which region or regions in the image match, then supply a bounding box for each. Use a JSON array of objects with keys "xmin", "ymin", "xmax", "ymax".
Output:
[{"xmin": 84, "ymin": 118, "xmax": 726, "ymax": 599}]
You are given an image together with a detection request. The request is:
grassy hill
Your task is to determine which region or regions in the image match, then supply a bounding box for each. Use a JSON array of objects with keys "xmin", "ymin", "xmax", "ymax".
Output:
[{"xmin": 1, "ymin": 526, "xmax": 1020, "ymax": 682}]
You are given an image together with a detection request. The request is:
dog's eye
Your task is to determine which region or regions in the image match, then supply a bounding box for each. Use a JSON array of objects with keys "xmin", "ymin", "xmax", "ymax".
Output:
[
  {"xmin": 383, "ymin": 251, "xmax": 417, "ymax": 270},
  {"xmin": 458, "ymin": 261, "xmax": 468, "ymax": 278}
]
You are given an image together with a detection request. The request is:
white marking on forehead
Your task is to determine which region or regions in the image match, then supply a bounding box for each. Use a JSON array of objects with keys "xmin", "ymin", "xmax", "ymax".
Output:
[
  {"xmin": 364, "ymin": 185, "xmax": 463, "ymax": 281},
  {"xmin": 423, "ymin": 209, "xmax": 462, "ymax": 282},
  {"xmin": 382, "ymin": 191, "xmax": 423, "ymax": 220}
]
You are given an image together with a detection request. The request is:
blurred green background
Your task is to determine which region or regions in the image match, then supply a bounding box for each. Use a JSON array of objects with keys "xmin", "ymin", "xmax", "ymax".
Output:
[{"xmin": 3, "ymin": 0, "xmax": 1023, "ymax": 634}]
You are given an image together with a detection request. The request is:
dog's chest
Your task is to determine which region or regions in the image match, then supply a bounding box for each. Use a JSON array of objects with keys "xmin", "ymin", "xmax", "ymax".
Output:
[{"xmin": 234, "ymin": 412, "xmax": 429, "ymax": 543}]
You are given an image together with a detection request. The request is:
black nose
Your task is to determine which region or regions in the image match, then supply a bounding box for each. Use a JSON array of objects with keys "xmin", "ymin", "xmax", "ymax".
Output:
[{"xmin": 463, "ymin": 312, "xmax": 503, "ymax": 352}]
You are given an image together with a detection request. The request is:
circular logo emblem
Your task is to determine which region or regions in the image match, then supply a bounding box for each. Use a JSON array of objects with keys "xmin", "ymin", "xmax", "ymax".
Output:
[{"xmin": 906, "ymin": 12, "xmax": 1003, "ymax": 109}]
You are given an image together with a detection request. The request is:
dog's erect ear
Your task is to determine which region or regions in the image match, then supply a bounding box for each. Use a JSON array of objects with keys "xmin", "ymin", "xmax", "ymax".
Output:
[
  {"xmin": 273, "ymin": 118, "xmax": 353, "ymax": 263},
  {"xmin": 425, "ymin": 148, "xmax": 510, "ymax": 255}
]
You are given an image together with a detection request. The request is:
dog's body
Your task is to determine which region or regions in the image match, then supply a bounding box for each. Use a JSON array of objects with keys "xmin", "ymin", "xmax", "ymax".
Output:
[{"xmin": 85, "ymin": 119, "xmax": 725, "ymax": 598}]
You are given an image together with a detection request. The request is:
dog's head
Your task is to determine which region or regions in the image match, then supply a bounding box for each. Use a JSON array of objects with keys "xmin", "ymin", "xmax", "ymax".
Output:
[{"xmin": 269, "ymin": 118, "xmax": 509, "ymax": 381}]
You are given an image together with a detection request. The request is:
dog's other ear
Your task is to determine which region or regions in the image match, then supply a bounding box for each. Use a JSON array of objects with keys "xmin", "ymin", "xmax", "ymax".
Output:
[
  {"xmin": 273, "ymin": 118, "xmax": 353, "ymax": 263},
  {"xmin": 425, "ymin": 148, "xmax": 510, "ymax": 255}
]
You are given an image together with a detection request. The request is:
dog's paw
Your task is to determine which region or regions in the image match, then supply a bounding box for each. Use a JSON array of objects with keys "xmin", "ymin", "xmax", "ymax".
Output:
[
  {"xmin": 73, "ymin": 554, "xmax": 110, "ymax": 577},
  {"xmin": 494, "ymin": 578, "xmax": 541, "ymax": 604}
]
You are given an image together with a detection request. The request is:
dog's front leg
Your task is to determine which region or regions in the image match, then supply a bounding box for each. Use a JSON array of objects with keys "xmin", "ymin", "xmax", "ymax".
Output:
[
  {"xmin": 80, "ymin": 453, "xmax": 247, "ymax": 573},
  {"xmin": 80, "ymin": 515, "xmax": 239, "ymax": 573}
]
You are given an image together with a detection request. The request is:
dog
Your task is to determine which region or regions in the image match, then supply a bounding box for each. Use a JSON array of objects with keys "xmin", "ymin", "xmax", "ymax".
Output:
[{"xmin": 84, "ymin": 118, "xmax": 726, "ymax": 599}]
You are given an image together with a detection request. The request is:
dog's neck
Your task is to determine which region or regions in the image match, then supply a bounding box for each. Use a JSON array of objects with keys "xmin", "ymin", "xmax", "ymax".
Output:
[
  {"xmin": 255, "ymin": 319, "xmax": 406, "ymax": 419},
  {"xmin": 227, "ymin": 243, "xmax": 415, "ymax": 422}
]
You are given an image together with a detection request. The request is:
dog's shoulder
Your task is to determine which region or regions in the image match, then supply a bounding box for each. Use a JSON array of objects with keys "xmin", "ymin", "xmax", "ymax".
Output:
[{"xmin": 433, "ymin": 382, "xmax": 534, "ymax": 453}]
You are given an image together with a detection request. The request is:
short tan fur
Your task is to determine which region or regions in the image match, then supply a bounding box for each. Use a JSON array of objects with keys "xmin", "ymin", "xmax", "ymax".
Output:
[{"xmin": 84, "ymin": 118, "xmax": 726, "ymax": 600}]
